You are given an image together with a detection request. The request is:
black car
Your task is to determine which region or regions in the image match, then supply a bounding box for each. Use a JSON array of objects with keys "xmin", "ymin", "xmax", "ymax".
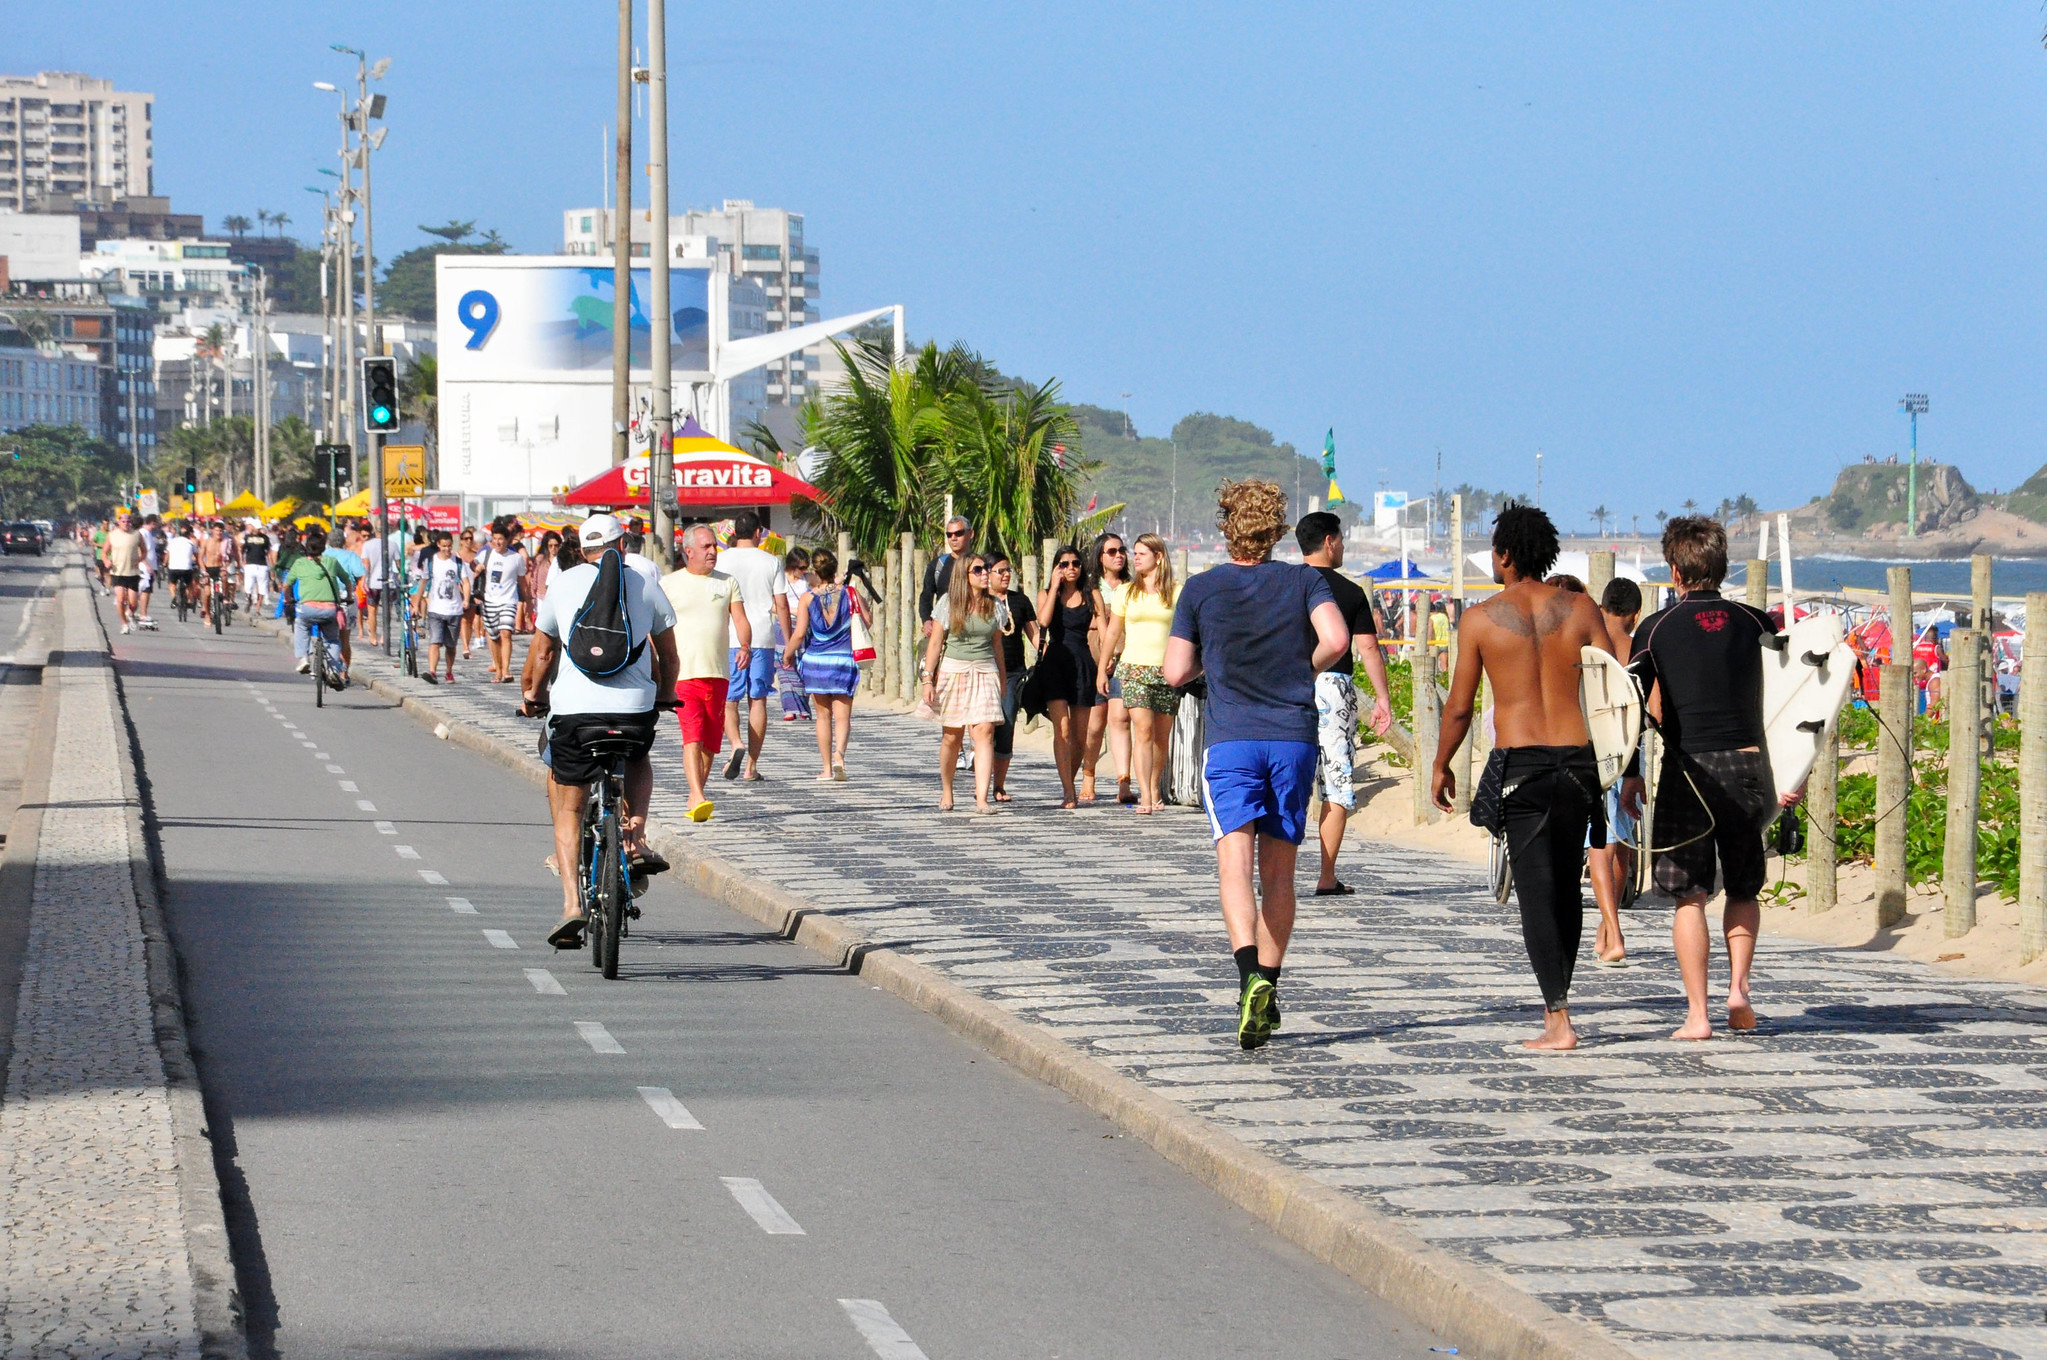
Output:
[{"xmin": 2, "ymin": 523, "xmax": 42, "ymax": 556}]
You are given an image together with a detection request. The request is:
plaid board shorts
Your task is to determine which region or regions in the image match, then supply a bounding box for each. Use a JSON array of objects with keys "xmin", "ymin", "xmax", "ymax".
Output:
[
  {"xmin": 1314, "ymin": 670, "xmax": 1359, "ymax": 810},
  {"xmin": 1651, "ymin": 746, "xmax": 1778, "ymax": 901}
]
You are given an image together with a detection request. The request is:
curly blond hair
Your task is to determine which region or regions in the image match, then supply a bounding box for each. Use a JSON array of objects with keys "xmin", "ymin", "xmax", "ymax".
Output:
[{"xmin": 1214, "ymin": 479, "xmax": 1290, "ymax": 561}]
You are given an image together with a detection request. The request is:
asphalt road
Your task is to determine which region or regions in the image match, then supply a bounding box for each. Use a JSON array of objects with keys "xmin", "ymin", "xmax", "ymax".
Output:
[{"xmin": 114, "ymin": 596, "xmax": 1434, "ymax": 1360}]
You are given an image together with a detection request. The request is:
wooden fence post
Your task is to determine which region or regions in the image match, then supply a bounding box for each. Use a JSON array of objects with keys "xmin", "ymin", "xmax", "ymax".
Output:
[
  {"xmin": 1745, "ymin": 558, "xmax": 1769, "ymax": 611},
  {"xmin": 1808, "ymin": 716, "xmax": 1838, "ymax": 913},
  {"xmin": 878, "ymin": 550, "xmax": 898, "ymax": 697},
  {"xmin": 1971, "ymin": 554, "xmax": 1993, "ymax": 631},
  {"xmin": 2019, "ymin": 592, "xmax": 2047, "ymax": 964},
  {"xmin": 1588, "ymin": 550, "xmax": 1615, "ymax": 605},
  {"xmin": 1875, "ymin": 662, "xmax": 1912, "ymax": 929},
  {"xmin": 908, "ymin": 547, "xmax": 928, "ymax": 691},
  {"xmin": 898, "ymin": 532, "xmax": 916, "ymax": 701},
  {"xmin": 1944, "ymin": 628, "xmax": 1982, "ymax": 936},
  {"xmin": 1411, "ymin": 638, "xmax": 1438, "ymax": 826}
]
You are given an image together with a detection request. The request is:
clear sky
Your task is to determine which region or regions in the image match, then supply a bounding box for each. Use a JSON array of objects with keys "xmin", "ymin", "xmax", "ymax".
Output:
[{"xmin": 18, "ymin": 3, "xmax": 2047, "ymax": 530}]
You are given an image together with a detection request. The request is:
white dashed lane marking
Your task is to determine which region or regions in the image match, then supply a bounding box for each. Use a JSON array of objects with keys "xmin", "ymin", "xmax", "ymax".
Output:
[
  {"xmin": 722, "ymin": 1178, "xmax": 805, "ymax": 1235},
  {"xmin": 839, "ymin": 1300, "xmax": 929, "ymax": 1360},
  {"xmin": 523, "ymin": 968, "xmax": 565, "ymax": 995},
  {"xmin": 325, "ymin": 764, "xmax": 344, "ymax": 773},
  {"xmin": 418, "ymin": 869, "xmax": 448, "ymax": 885},
  {"xmin": 314, "ymin": 752, "xmax": 330, "ymax": 759},
  {"xmin": 483, "ymin": 930, "xmax": 518, "ymax": 950},
  {"xmin": 339, "ymin": 781, "xmax": 359, "ymax": 792},
  {"xmin": 445, "ymin": 897, "xmax": 477, "ymax": 914},
  {"xmin": 574, "ymin": 1021, "xmax": 624, "ymax": 1054},
  {"xmin": 355, "ymin": 799, "xmax": 377, "ymax": 812},
  {"xmin": 637, "ymin": 1086, "xmax": 704, "ymax": 1130},
  {"xmin": 394, "ymin": 845, "xmax": 420, "ymax": 860},
  {"xmin": 373, "ymin": 821, "xmax": 396, "ymax": 835}
]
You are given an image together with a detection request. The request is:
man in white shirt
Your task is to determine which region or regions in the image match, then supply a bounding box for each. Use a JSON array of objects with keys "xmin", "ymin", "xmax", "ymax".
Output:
[
  {"xmin": 659, "ymin": 524, "xmax": 752, "ymax": 821},
  {"xmin": 163, "ymin": 522, "xmax": 199, "ymax": 614},
  {"xmin": 413, "ymin": 531, "xmax": 469, "ymax": 683},
  {"xmin": 477, "ymin": 526, "xmax": 527, "ymax": 683},
  {"xmin": 359, "ymin": 523, "xmax": 387, "ymax": 647},
  {"xmin": 715, "ymin": 511, "xmax": 792, "ymax": 781},
  {"xmin": 523, "ymin": 514, "xmax": 681, "ymax": 946}
]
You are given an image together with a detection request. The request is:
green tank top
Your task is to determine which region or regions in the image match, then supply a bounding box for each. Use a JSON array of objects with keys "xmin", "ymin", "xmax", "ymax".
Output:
[{"xmin": 938, "ymin": 598, "xmax": 1000, "ymax": 663}]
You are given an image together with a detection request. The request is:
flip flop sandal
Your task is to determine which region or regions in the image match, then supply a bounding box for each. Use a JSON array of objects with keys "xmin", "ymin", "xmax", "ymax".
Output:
[
  {"xmin": 1591, "ymin": 955, "xmax": 1630, "ymax": 969},
  {"xmin": 629, "ymin": 849, "xmax": 671, "ymax": 876},
  {"xmin": 744, "ymin": 771, "xmax": 767, "ymax": 782},
  {"xmin": 543, "ymin": 855, "xmax": 559, "ymax": 877},
  {"xmin": 1312, "ymin": 882, "xmax": 1357, "ymax": 897},
  {"xmin": 546, "ymin": 915, "xmax": 588, "ymax": 949}
]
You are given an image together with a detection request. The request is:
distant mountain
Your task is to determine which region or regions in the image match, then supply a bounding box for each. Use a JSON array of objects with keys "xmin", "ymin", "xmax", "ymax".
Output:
[
  {"xmin": 1070, "ymin": 405, "xmax": 1337, "ymax": 538},
  {"xmin": 1813, "ymin": 460, "xmax": 1979, "ymax": 535}
]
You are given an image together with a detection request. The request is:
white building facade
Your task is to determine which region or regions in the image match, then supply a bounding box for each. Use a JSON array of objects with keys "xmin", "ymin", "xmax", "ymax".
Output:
[
  {"xmin": 0, "ymin": 210, "xmax": 80, "ymax": 280},
  {"xmin": 0, "ymin": 72, "xmax": 153, "ymax": 213}
]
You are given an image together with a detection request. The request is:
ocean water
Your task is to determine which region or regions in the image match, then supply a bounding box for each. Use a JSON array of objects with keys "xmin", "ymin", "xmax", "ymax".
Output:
[{"xmin": 1733, "ymin": 557, "xmax": 2047, "ymax": 598}]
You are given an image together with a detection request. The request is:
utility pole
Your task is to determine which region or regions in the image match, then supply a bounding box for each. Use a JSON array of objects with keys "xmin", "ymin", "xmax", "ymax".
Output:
[
  {"xmin": 1901, "ymin": 393, "xmax": 1928, "ymax": 538},
  {"xmin": 612, "ymin": 0, "xmax": 634, "ymax": 468},
  {"xmin": 1535, "ymin": 449, "xmax": 1543, "ymax": 510},
  {"xmin": 646, "ymin": 0, "xmax": 674, "ymax": 565},
  {"xmin": 1169, "ymin": 437, "xmax": 1177, "ymax": 542},
  {"xmin": 336, "ymin": 45, "xmax": 392, "ymax": 650},
  {"xmin": 253, "ymin": 268, "xmax": 270, "ymax": 500},
  {"xmin": 315, "ymin": 81, "xmax": 355, "ymax": 486}
]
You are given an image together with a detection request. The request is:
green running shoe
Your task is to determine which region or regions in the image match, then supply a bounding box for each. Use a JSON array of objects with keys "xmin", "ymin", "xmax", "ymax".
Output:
[{"xmin": 1238, "ymin": 976, "xmax": 1276, "ymax": 1051}]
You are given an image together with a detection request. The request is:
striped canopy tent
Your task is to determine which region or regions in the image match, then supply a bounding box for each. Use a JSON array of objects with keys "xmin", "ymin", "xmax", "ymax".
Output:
[{"xmin": 555, "ymin": 416, "xmax": 821, "ymax": 508}]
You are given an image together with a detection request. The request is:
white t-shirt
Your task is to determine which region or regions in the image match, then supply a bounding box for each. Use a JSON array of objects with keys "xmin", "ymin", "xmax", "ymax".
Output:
[
  {"xmin": 480, "ymin": 548, "xmax": 526, "ymax": 606},
  {"xmin": 718, "ymin": 544, "xmax": 789, "ymax": 637},
  {"xmin": 424, "ymin": 555, "xmax": 467, "ymax": 618},
  {"xmin": 362, "ymin": 536, "xmax": 386, "ymax": 589},
  {"xmin": 537, "ymin": 559, "xmax": 677, "ymax": 716},
  {"xmin": 624, "ymin": 552, "xmax": 661, "ymax": 591},
  {"xmin": 165, "ymin": 536, "xmax": 197, "ymax": 571}
]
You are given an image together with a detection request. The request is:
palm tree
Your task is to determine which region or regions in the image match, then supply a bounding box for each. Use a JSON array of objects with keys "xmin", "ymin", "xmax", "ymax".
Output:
[
  {"xmin": 255, "ymin": 209, "xmax": 273, "ymax": 236},
  {"xmin": 801, "ymin": 339, "xmax": 951, "ymax": 552},
  {"xmin": 223, "ymin": 214, "xmax": 252, "ymax": 239},
  {"xmin": 272, "ymin": 211, "xmax": 291, "ymax": 239},
  {"xmin": 930, "ymin": 378, "xmax": 1088, "ymax": 559},
  {"xmin": 1680, "ymin": 498, "xmax": 1698, "ymax": 516},
  {"xmin": 1589, "ymin": 504, "xmax": 1611, "ymax": 536},
  {"xmin": 1655, "ymin": 509, "xmax": 1669, "ymax": 525}
]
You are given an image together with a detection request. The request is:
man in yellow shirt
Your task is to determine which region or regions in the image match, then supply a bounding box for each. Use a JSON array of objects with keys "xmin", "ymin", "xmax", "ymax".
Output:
[{"xmin": 658, "ymin": 524, "xmax": 751, "ymax": 821}]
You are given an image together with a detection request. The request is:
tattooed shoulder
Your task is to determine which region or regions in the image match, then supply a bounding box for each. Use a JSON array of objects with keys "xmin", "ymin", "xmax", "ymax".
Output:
[
  {"xmin": 1481, "ymin": 595, "xmax": 1535, "ymax": 636},
  {"xmin": 1535, "ymin": 591, "xmax": 1578, "ymax": 637}
]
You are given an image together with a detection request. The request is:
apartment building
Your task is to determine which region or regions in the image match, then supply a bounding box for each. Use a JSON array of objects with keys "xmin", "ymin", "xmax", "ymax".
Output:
[
  {"xmin": 0, "ymin": 344, "xmax": 105, "ymax": 437},
  {"xmin": 562, "ymin": 200, "xmax": 821, "ymax": 407},
  {"xmin": 0, "ymin": 290, "xmax": 157, "ymax": 458},
  {"xmin": 0, "ymin": 72, "xmax": 153, "ymax": 213}
]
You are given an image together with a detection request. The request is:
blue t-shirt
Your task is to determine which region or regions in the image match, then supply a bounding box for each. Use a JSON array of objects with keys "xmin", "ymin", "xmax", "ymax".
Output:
[{"xmin": 1169, "ymin": 561, "xmax": 1333, "ymax": 745}]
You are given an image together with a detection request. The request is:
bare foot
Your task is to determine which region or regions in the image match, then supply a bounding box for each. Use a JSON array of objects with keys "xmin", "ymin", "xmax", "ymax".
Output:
[
  {"xmin": 1727, "ymin": 998, "xmax": 1757, "ymax": 1031},
  {"xmin": 1670, "ymin": 1017, "xmax": 1714, "ymax": 1041},
  {"xmin": 937, "ymin": 797, "xmax": 954, "ymax": 812},
  {"xmin": 1523, "ymin": 1010, "xmax": 1579, "ymax": 1051}
]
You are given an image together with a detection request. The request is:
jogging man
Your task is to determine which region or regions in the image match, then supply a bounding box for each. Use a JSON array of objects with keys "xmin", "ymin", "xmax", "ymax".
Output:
[
  {"xmin": 1432, "ymin": 504, "xmax": 1615, "ymax": 1052},
  {"xmin": 91, "ymin": 519, "xmax": 110, "ymax": 594},
  {"xmin": 241, "ymin": 521, "xmax": 273, "ymax": 607},
  {"xmin": 524, "ymin": 513, "xmax": 679, "ymax": 948},
  {"xmin": 1295, "ymin": 511, "xmax": 1394, "ymax": 896},
  {"xmin": 715, "ymin": 511, "xmax": 791, "ymax": 781},
  {"xmin": 1163, "ymin": 480, "xmax": 1348, "ymax": 1050},
  {"xmin": 659, "ymin": 524, "xmax": 751, "ymax": 822},
  {"xmin": 1622, "ymin": 517, "xmax": 1793, "ymax": 1040},
  {"xmin": 136, "ymin": 514, "xmax": 162, "ymax": 629},
  {"xmin": 103, "ymin": 511, "xmax": 144, "ymax": 633},
  {"xmin": 414, "ymin": 531, "xmax": 467, "ymax": 684}
]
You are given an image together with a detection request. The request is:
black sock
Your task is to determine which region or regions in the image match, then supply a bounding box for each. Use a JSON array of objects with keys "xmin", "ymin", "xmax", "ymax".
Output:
[
  {"xmin": 1233, "ymin": 945, "xmax": 1259, "ymax": 990},
  {"xmin": 1256, "ymin": 963, "xmax": 1282, "ymax": 989}
]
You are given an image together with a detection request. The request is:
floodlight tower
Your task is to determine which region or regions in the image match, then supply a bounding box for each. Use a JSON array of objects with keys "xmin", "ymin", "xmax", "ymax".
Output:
[{"xmin": 1900, "ymin": 393, "xmax": 1928, "ymax": 537}]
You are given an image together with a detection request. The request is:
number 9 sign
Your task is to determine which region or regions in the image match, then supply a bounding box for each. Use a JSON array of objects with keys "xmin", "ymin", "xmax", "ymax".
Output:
[{"xmin": 457, "ymin": 289, "xmax": 499, "ymax": 349}]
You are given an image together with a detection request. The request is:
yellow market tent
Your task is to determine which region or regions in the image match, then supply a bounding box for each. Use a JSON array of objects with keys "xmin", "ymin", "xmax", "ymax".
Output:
[
  {"xmin": 330, "ymin": 488, "xmax": 375, "ymax": 517},
  {"xmin": 220, "ymin": 491, "xmax": 267, "ymax": 517},
  {"xmin": 265, "ymin": 497, "xmax": 301, "ymax": 521},
  {"xmin": 293, "ymin": 514, "xmax": 331, "ymax": 532}
]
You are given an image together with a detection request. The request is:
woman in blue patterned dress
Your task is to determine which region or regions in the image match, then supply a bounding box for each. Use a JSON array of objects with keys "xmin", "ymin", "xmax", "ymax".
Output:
[{"xmin": 782, "ymin": 547, "xmax": 867, "ymax": 782}]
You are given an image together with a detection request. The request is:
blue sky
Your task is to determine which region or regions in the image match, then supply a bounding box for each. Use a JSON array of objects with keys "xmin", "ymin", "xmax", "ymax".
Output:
[{"xmin": 18, "ymin": 3, "xmax": 2047, "ymax": 529}]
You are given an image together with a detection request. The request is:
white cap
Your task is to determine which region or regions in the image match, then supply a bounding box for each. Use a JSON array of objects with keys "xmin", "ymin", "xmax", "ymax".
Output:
[{"xmin": 578, "ymin": 513, "xmax": 624, "ymax": 548}]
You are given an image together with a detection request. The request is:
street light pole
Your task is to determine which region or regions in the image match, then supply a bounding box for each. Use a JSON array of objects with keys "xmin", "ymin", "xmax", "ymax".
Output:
[
  {"xmin": 1901, "ymin": 393, "xmax": 1928, "ymax": 538},
  {"xmin": 334, "ymin": 45, "xmax": 393, "ymax": 650},
  {"xmin": 315, "ymin": 82, "xmax": 354, "ymax": 483},
  {"xmin": 611, "ymin": 0, "xmax": 634, "ymax": 469},
  {"xmin": 646, "ymin": 0, "xmax": 674, "ymax": 564}
]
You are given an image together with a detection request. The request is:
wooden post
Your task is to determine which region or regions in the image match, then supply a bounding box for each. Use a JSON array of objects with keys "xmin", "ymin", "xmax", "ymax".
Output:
[
  {"xmin": 1745, "ymin": 558, "xmax": 1768, "ymax": 611},
  {"xmin": 1588, "ymin": 550, "xmax": 1615, "ymax": 605},
  {"xmin": 878, "ymin": 549, "xmax": 898, "ymax": 697},
  {"xmin": 898, "ymin": 532, "xmax": 915, "ymax": 701},
  {"xmin": 1970, "ymin": 554, "xmax": 1993, "ymax": 631},
  {"xmin": 2019, "ymin": 592, "xmax": 2047, "ymax": 964},
  {"xmin": 1875, "ymin": 663, "xmax": 1912, "ymax": 929},
  {"xmin": 1411, "ymin": 638, "xmax": 1438, "ymax": 826},
  {"xmin": 1888, "ymin": 566, "xmax": 1914, "ymax": 668},
  {"xmin": 1943, "ymin": 628, "xmax": 1982, "ymax": 936},
  {"xmin": 1450, "ymin": 495, "xmax": 1471, "ymax": 814},
  {"xmin": 1808, "ymin": 716, "xmax": 1838, "ymax": 913},
  {"xmin": 909, "ymin": 547, "xmax": 928, "ymax": 690}
]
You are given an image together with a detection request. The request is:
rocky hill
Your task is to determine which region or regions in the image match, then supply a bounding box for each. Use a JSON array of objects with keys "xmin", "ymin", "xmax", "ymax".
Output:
[{"xmin": 1813, "ymin": 460, "xmax": 1979, "ymax": 535}]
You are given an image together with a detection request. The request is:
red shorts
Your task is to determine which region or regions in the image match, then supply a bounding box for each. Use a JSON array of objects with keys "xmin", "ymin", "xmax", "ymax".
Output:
[{"xmin": 675, "ymin": 678, "xmax": 728, "ymax": 750}]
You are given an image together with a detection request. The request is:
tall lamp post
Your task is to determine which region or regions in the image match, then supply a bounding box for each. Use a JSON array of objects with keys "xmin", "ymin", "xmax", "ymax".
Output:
[
  {"xmin": 646, "ymin": 0, "xmax": 675, "ymax": 564},
  {"xmin": 1901, "ymin": 393, "xmax": 1928, "ymax": 538},
  {"xmin": 331, "ymin": 45, "xmax": 393, "ymax": 649}
]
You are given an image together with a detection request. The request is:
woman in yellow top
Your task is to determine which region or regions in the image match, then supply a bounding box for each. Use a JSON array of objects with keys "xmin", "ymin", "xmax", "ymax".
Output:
[{"xmin": 1096, "ymin": 532, "xmax": 1179, "ymax": 813}]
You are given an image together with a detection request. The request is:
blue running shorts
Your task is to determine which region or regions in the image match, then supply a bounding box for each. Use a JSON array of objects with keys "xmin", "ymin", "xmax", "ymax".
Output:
[
  {"xmin": 728, "ymin": 644, "xmax": 777, "ymax": 700},
  {"xmin": 1201, "ymin": 739, "xmax": 1318, "ymax": 844}
]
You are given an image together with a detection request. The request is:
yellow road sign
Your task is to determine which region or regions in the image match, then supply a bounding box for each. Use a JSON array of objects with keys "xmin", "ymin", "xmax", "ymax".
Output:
[{"xmin": 384, "ymin": 444, "xmax": 425, "ymax": 495}]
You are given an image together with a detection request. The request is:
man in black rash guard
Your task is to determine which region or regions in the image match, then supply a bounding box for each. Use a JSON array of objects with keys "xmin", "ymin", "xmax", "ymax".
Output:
[
  {"xmin": 1432, "ymin": 505, "xmax": 1615, "ymax": 1052},
  {"xmin": 1622, "ymin": 515, "xmax": 1792, "ymax": 1041}
]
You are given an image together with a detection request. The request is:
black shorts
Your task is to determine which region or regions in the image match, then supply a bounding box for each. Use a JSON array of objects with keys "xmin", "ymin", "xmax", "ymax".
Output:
[
  {"xmin": 1652, "ymin": 747, "xmax": 1778, "ymax": 901},
  {"xmin": 204, "ymin": 566, "xmax": 224, "ymax": 581},
  {"xmin": 111, "ymin": 574, "xmax": 139, "ymax": 591},
  {"xmin": 167, "ymin": 568, "xmax": 196, "ymax": 588},
  {"xmin": 544, "ymin": 711, "xmax": 657, "ymax": 787}
]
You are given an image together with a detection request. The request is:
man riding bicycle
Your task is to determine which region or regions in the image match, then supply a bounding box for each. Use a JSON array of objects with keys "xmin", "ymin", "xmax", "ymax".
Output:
[
  {"xmin": 164, "ymin": 521, "xmax": 200, "ymax": 614},
  {"xmin": 198, "ymin": 523, "xmax": 232, "ymax": 619},
  {"xmin": 522, "ymin": 514, "xmax": 680, "ymax": 950},
  {"xmin": 282, "ymin": 525, "xmax": 351, "ymax": 689}
]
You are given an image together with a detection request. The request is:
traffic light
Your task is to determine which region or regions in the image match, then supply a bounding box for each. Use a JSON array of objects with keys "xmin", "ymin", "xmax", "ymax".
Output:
[
  {"xmin": 362, "ymin": 356, "xmax": 400, "ymax": 434},
  {"xmin": 181, "ymin": 465, "xmax": 197, "ymax": 495}
]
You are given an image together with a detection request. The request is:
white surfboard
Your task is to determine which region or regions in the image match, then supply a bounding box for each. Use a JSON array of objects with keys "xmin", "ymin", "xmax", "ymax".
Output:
[
  {"xmin": 1761, "ymin": 611, "xmax": 1857, "ymax": 799},
  {"xmin": 1578, "ymin": 646, "xmax": 1642, "ymax": 790}
]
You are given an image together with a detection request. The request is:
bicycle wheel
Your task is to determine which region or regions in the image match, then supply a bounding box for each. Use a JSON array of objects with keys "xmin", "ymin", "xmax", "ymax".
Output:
[
  {"xmin": 176, "ymin": 585, "xmax": 188, "ymax": 624},
  {"xmin": 578, "ymin": 799, "xmax": 603, "ymax": 969},
  {"xmin": 594, "ymin": 802, "xmax": 624, "ymax": 980},
  {"xmin": 212, "ymin": 589, "xmax": 223, "ymax": 634},
  {"xmin": 312, "ymin": 630, "xmax": 325, "ymax": 708}
]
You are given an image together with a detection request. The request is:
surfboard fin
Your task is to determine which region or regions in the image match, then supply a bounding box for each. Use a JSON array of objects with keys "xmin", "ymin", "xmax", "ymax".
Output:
[
  {"xmin": 1801, "ymin": 651, "xmax": 1830, "ymax": 667},
  {"xmin": 1760, "ymin": 633, "xmax": 1788, "ymax": 652},
  {"xmin": 1796, "ymin": 719, "xmax": 1826, "ymax": 733}
]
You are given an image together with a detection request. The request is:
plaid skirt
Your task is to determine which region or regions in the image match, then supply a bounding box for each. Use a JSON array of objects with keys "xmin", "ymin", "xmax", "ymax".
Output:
[{"xmin": 935, "ymin": 657, "xmax": 1005, "ymax": 726}]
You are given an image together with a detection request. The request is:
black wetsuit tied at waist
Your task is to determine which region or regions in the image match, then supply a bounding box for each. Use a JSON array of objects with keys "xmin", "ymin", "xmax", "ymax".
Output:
[{"xmin": 1498, "ymin": 745, "xmax": 1604, "ymax": 1012}]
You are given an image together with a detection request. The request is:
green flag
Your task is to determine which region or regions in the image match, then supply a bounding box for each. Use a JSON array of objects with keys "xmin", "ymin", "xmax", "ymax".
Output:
[{"xmin": 1321, "ymin": 428, "xmax": 1338, "ymax": 479}]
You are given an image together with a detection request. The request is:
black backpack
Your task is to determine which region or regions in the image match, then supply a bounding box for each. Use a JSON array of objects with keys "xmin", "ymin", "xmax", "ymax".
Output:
[{"xmin": 566, "ymin": 548, "xmax": 644, "ymax": 678}]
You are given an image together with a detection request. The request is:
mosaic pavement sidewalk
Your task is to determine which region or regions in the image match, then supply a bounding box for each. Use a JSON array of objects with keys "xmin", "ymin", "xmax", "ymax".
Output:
[{"xmin": 343, "ymin": 635, "xmax": 2047, "ymax": 1360}]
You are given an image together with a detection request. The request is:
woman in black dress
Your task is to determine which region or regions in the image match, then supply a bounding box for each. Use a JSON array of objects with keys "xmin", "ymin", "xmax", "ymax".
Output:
[{"xmin": 1034, "ymin": 547, "xmax": 1097, "ymax": 808}]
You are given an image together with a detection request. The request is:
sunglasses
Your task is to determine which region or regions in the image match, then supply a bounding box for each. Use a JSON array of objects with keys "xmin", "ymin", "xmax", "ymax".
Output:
[
  {"xmin": 946, "ymin": 530, "xmax": 969, "ymax": 539},
  {"xmin": 1103, "ymin": 546, "xmax": 1125, "ymax": 555},
  {"xmin": 967, "ymin": 564, "xmax": 988, "ymax": 575}
]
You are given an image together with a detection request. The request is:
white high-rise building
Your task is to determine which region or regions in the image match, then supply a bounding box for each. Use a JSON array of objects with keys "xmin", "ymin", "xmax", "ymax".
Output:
[
  {"xmin": 0, "ymin": 72, "xmax": 153, "ymax": 213},
  {"xmin": 563, "ymin": 200, "xmax": 821, "ymax": 408}
]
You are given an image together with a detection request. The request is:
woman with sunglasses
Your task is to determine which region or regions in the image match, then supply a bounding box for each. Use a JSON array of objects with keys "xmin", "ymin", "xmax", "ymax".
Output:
[
  {"xmin": 1034, "ymin": 547, "xmax": 1097, "ymax": 808},
  {"xmin": 1096, "ymin": 533, "xmax": 1180, "ymax": 812},
  {"xmin": 921, "ymin": 553, "xmax": 1008, "ymax": 813},
  {"xmin": 1082, "ymin": 532, "xmax": 1136, "ymax": 805}
]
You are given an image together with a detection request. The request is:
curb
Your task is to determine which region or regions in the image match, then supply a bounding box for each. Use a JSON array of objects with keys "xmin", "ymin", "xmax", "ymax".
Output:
[
  {"xmin": 251, "ymin": 615, "xmax": 1633, "ymax": 1360},
  {"xmin": 84, "ymin": 565, "xmax": 249, "ymax": 1359}
]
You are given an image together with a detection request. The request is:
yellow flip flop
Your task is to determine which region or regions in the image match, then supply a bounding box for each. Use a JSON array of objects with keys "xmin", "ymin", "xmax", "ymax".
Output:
[{"xmin": 689, "ymin": 800, "xmax": 715, "ymax": 823}]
